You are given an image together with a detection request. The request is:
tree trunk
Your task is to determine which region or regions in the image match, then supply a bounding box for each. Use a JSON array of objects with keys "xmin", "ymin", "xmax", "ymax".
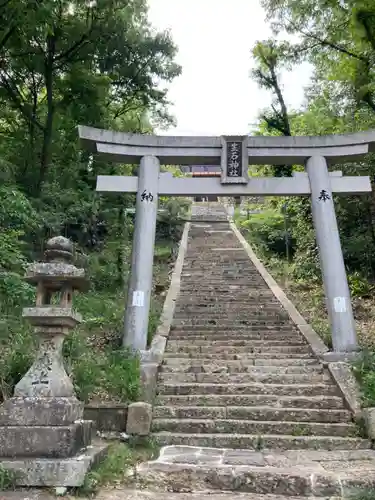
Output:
[{"xmin": 37, "ymin": 35, "xmax": 56, "ymax": 195}]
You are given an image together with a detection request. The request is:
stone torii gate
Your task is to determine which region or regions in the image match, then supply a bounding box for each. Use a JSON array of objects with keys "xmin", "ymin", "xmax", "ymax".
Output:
[{"xmin": 78, "ymin": 126, "xmax": 375, "ymax": 358}]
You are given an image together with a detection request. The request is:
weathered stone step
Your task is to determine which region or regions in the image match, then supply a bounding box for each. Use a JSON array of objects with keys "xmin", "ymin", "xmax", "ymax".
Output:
[
  {"xmin": 165, "ymin": 345, "xmax": 311, "ymax": 355},
  {"xmin": 168, "ymin": 333, "xmax": 302, "ymax": 342},
  {"xmin": 179, "ymin": 285, "xmax": 268, "ymax": 291},
  {"xmin": 166, "ymin": 339, "xmax": 306, "ymax": 347},
  {"xmin": 174, "ymin": 307, "xmax": 282, "ymax": 314},
  {"xmin": 161, "ymin": 362, "xmax": 323, "ymax": 375},
  {"xmin": 158, "ymin": 372, "xmax": 332, "ymax": 385},
  {"xmin": 168, "ymin": 336, "xmax": 307, "ymax": 351},
  {"xmin": 177, "ymin": 297, "xmax": 277, "ymax": 303},
  {"xmin": 136, "ymin": 454, "xmax": 375, "ymax": 496},
  {"xmin": 170, "ymin": 325, "xmax": 297, "ymax": 332},
  {"xmin": 115, "ymin": 492, "xmax": 330, "ymax": 500},
  {"xmin": 152, "ymin": 418, "xmax": 357, "ymax": 437},
  {"xmin": 175, "ymin": 301, "xmax": 281, "ymax": 307},
  {"xmin": 157, "ymin": 382, "xmax": 339, "ymax": 397},
  {"xmin": 181, "ymin": 269, "xmax": 260, "ymax": 273},
  {"xmin": 173, "ymin": 314, "xmax": 290, "ymax": 321},
  {"xmin": 164, "ymin": 351, "xmax": 316, "ymax": 366},
  {"xmin": 152, "ymin": 432, "xmax": 370, "ymax": 451},
  {"xmin": 174, "ymin": 303, "xmax": 284, "ymax": 309},
  {"xmin": 180, "ymin": 276, "xmax": 262, "ymax": 281},
  {"xmin": 155, "ymin": 394, "xmax": 346, "ymax": 409},
  {"xmin": 153, "ymin": 406, "xmax": 351, "ymax": 423},
  {"xmin": 172, "ymin": 321, "xmax": 294, "ymax": 328}
]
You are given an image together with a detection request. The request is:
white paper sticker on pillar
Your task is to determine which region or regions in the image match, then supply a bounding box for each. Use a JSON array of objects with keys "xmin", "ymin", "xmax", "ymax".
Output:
[
  {"xmin": 333, "ymin": 296, "xmax": 346, "ymax": 313},
  {"xmin": 132, "ymin": 290, "xmax": 144, "ymax": 307}
]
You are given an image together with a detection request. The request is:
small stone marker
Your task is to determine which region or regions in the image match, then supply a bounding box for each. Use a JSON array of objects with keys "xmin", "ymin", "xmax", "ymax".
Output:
[
  {"xmin": 126, "ymin": 402, "xmax": 153, "ymax": 436},
  {"xmin": 0, "ymin": 236, "xmax": 107, "ymax": 487},
  {"xmin": 363, "ymin": 408, "xmax": 375, "ymax": 439}
]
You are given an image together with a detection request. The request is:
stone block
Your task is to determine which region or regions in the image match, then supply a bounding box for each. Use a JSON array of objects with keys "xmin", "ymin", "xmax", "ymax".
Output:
[
  {"xmin": 0, "ymin": 420, "xmax": 93, "ymax": 458},
  {"xmin": 363, "ymin": 408, "xmax": 375, "ymax": 439},
  {"xmin": 83, "ymin": 404, "xmax": 128, "ymax": 432},
  {"xmin": 140, "ymin": 362, "xmax": 159, "ymax": 403},
  {"xmin": 150, "ymin": 335, "xmax": 167, "ymax": 364},
  {"xmin": 0, "ymin": 440, "xmax": 109, "ymax": 487},
  {"xmin": 0, "ymin": 397, "xmax": 83, "ymax": 426},
  {"xmin": 327, "ymin": 362, "xmax": 362, "ymax": 417},
  {"xmin": 126, "ymin": 402, "xmax": 152, "ymax": 436}
]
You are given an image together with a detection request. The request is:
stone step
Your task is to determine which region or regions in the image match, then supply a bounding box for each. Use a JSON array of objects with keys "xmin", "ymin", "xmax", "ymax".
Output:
[
  {"xmin": 153, "ymin": 406, "xmax": 352, "ymax": 423},
  {"xmin": 152, "ymin": 418, "xmax": 357, "ymax": 437},
  {"xmin": 176, "ymin": 298, "xmax": 277, "ymax": 303},
  {"xmin": 166, "ymin": 339, "xmax": 307, "ymax": 347},
  {"xmin": 180, "ymin": 271, "xmax": 263, "ymax": 274},
  {"xmin": 114, "ymin": 492, "xmax": 332, "ymax": 500},
  {"xmin": 157, "ymin": 382, "xmax": 339, "ymax": 397},
  {"xmin": 176, "ymin": 304, "xmax": 279, "ymax": 309},
  {"xmin": 158, "ymin": 372, "xmax": 332, "ymax": 385},
  {"xmin": 175, "ymin": 302, "xmax": 282, "ymax": 308},
  {"xmin": 174, "ymin": 307, "xmax": 283, "ymax": 314},
  {"xmin": 165, "ymin": 345, "xmax": 311, "ymax": 355},
  {"xmin": 161, "ymin": 362, "xmax": 323, "ymax": 375},
  {"xmin": 152, "ymin": 432, "xmax": 370, "ymax": 451},
  {"xmin": 172, "ymin": 322, "xmax": 295, "ymax": 329},
  {"xmin": 172, "ymin": 314, "xmax": 290, "ymax": 320},
  {"xmin": 163, "ymin": 355, "xmax": 317, "ymax": 364},
  {"xmin": 155, "ymin": 394, "xmax": 346, "ymax": 409},
  {"xmin": 168, "ymin": 333, "xmax": 303, "ymax": 342},
  {"xmin": 136, "ymin": 449, "xmax": 375, "ymax": 495},
  {"xmin": 178, "ymin": 286, "xmax": 269, "ymax": 292},
  {"xmin": 170, "ymin": 325, "xmax": 298, "ymax": 332}
]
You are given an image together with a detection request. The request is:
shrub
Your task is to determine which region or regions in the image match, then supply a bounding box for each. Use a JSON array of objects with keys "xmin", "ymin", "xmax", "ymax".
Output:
[
  {"xmin": 239, "ymin": 209, "xmax": 295, "ymax": 258},
  {"xmin": 348, "ymin": 271, "xmax": 373, "ymax": 299},
  {"xmin": 352, "ymin": 348, "xmax": 375, "ymax": 407}
]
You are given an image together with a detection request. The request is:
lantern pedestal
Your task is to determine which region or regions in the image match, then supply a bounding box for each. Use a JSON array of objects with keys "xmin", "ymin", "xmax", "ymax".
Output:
[{"xmin": 0, "ymin": 237, "xmax": 108, "ymax": 486}]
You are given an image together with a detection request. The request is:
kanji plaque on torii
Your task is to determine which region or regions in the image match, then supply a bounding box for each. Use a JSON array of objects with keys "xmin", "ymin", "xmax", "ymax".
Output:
[{"xmin": 220, "ymin": 136, "xmax": 248, "ymax": 184}]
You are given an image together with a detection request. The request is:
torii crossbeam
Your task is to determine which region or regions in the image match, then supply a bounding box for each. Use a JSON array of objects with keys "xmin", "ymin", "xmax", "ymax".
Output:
[{"xmin": 78, "ymin": 125, "xmax": 375, "ymax": 360}]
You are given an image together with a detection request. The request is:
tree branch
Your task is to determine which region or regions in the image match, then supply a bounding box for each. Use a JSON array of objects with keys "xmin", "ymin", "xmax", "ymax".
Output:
[
  {"xmin": 287, "ymin": 19, "xmax": 368, "ymax": 62},
  {"xmin": 0, "ymin": 69, "xmax": 44, "ymax": 131}
]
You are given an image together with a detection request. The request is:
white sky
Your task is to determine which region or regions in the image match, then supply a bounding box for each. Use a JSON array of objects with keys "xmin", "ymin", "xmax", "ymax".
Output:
[{"xmin": 148, "ymin": 0, "xmax": 313, "ymax": 136}]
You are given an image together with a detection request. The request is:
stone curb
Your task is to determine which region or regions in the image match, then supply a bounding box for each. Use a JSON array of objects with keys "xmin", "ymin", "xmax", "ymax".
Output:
[
  {"xmin": 230, "ymin": 220, "xmax": 363, "ymax": 419},
  {"xmin": 139, "ymin": 221, "xmax": 191, "ymax": 404}
]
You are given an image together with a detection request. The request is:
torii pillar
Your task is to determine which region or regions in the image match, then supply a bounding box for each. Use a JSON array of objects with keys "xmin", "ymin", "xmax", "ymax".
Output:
[{"xmin": 78, "ymin": 126, "xmax": 375, "ymax": 358}]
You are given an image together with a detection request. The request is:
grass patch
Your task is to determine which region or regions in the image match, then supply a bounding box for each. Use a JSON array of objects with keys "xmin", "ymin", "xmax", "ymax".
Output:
[
  {"xmin": 0, "ymin": 465, "xmax": 19, "ymax": 490},
  {"xmin": 74, "ymin": 440, "xmax": 159, "ymax": 497},
  {"xmin": 346, "ymin": 489, "xmax": 375, "ymax": 500}
]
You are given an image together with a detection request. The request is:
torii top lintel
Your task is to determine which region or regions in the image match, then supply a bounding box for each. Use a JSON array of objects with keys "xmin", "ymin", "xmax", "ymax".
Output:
[{"xmin": 78, "ymin": 125, "xmax": 375, "ymax": 166}]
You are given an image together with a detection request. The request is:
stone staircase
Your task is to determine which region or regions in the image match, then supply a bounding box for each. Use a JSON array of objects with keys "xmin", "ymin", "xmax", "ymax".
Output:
[{"xmin": 137, "ymin": 203, "xmax": 375, "ymax": 497}]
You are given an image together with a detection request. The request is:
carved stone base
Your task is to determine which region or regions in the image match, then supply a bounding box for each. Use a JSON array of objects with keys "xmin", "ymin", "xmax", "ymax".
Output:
[
  {"xmin": 0, "ymin": 397, "xmax": 83, "ymax": 426},
  {"xmin": 0, "ymin": 440, "xmax": 109, "ymax": 487},
  {"xmin": 0, "ymin": 420, "xmax": 93, "ymax": 458}
]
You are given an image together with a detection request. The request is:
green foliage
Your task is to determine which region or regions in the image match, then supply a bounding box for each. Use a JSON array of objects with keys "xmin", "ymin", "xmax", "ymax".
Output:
[
  {"xmin": 239, "ymin": 209, "xmax": 294, "ymax": 259},
  {"xmin": 75, "ymin": 441, "xmax": 159, "ymax": 496},
  {"xmin": 352, "ymin": 349, "xmax": 375, "ymax": 407},
  {"xmin": 0, "ymin": 465, "xmax": 18, "ymax": 490},
  {"xmin": 63, "ymin": 327, "xmax": 140, "ymax": 403},
  {"xmin": 0, "ymin": 322, "xmax": 35, "ymax": 401},
  {"xmin": 0, "ymin": 0, "xmax": 182, "ymax": 408},
  {"xmin": 348, "ymin": 271, "xmax": 373, "ymax": 299},
  {"xmin": 157, "ymin": 197, "xmax": 190, "ymax": 241}
]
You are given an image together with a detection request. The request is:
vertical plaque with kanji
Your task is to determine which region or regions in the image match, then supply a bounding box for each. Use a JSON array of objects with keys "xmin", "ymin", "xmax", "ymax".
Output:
[{"xmin": 220, "ymin": 135, "xmax": 248, "ymax": 184}]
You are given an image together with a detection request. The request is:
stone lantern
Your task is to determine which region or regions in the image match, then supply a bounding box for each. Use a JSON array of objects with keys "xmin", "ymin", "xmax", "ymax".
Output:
[{"xmin": 0, "ymin": 236, "xmax": 107, "ymax": 487}]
